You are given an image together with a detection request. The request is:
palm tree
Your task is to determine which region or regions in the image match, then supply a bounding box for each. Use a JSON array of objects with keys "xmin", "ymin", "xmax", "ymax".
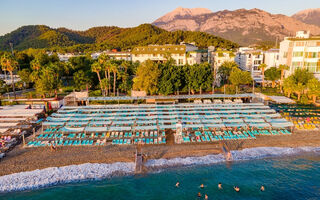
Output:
[
  {"xmin": 258, "ymin": 63, "xmax": 267, "ymax": 88},
  {"xmin": 1, "ymin": 53, "xmax": 18, "ymax": 99},
  {"xmin": 110, "ymin": 63, "xmax": 118, "ymax": 95},
  {"xmin": 91, "ymin": 61, "xmax": 104, "ymax": 96},
  {"xmin": 307, "ymin": 78, "xmax": 320, "ymax": 104},
  {"xmin": 294, "ymin": 83, "xmax": 305, "ymax": 101},
  {"xmin": 278, "ymin": 64, "xmax": 289, "ymax": 93},
  {"xmin": 98, "ymin": 54, "xmax": 110, "ymax": 95},
  {"xmin": 264, "ymin": 67, "xmax": 280, "ymax": 88},
  {"xmin": 283, "ymin": 76, "xmax": 295, "ymax": 98}
]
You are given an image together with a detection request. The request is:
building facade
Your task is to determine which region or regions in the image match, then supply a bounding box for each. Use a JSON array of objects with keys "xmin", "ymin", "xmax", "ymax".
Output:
[
  {"xmin": 279, "ymin": 31, "xmax": 320, "ymax": 79},
  {"xmin": 131, "ymin": 43, "xmax": 206, "ymax": 65},
  {"xmin": 235, "ymin": 48, "xmax": 264, "ymax": 83}
]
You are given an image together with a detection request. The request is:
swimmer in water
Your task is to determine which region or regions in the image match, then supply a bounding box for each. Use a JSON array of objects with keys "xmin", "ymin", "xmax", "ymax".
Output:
[
  {"xmin": 197, "ymin": 192, "xmax": 202, "ymax": 198},
  {"xmin": 218, "ymin": 182, "xmax": 222, "ymax": 189},
  {"xmin": 234, "ymin": 186, "xmax": 240, "ymax": 192},
  {"xmin": 260, "ymin": 185, "xmax": 265, "ymax": 191},
  {"xmin": 175, "ymin": 182, "xmax": 179, "ymax": 187},
  {"xmin": 200, "ymin": 184, "xmax": 204, "ymax": 189},
  {"xmin": 204, "ymin": 194, "xmax": 208, "ymax": 200}
]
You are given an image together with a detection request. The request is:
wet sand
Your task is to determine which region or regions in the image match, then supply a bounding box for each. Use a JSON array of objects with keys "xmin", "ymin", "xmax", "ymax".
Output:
[{"xmin": 0, "ymin": 130, "xmax": 319, "ymax": 176}]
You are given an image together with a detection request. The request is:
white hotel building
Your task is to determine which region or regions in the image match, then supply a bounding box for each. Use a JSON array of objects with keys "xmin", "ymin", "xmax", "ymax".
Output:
[
  {"xmin": 131, "ymin": 43, "xmax": 208, "ymax": 65},
  {"xmin": 279, "ymin": 31, "xmax": 320, "ymax": 79}
]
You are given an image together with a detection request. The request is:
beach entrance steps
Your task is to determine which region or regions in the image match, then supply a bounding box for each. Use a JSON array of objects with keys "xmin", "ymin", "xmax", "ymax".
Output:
[
  {"xmin": 165, "ymin": 130, "xmax": 175, "ymax": 145},
  {"xmin": 135, "ymin": 148, "xmax": 143, "ymax": 173}
]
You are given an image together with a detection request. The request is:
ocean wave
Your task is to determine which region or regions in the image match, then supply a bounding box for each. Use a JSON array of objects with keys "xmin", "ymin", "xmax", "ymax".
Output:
[
  {"xmin": 145, "ymin": 146, "xmax": 320, "ymax": 168},
  {"xmin": 0, "ymin": 162, "xmax": 135, "ymax": 193},
  {"xmin": 1, "ymin": 146, "xmax": 320, "ymax": 193}
]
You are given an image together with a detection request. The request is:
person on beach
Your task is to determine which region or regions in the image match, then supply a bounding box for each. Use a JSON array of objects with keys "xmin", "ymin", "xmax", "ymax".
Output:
[
  {"xmin": 204, "ymin": 194, "xmax": 208, "ymax": 200},
  {"xmin": 200, "ymin": 184, "xmax": 204, "ymax": 189},
  {"xmin": 175, "ymin": 182, "xmax": 180, "ymax": 187},
  {"xmin": 218, "ymin": 182, "xmax": 222, "ymax": 189},
  {"xmin": 260, "ymin": 185, "xmax": 265, "ymax": 191},
  {"xmin": 234, "ymin": 186, "xmax": 240, "ymax": 192}
]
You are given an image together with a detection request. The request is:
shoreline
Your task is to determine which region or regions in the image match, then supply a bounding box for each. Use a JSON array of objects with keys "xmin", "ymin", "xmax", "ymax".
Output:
[
  {"xmin": 0, "ymin": 130, "xmax": 319, "ymax": 177},
  {"xmin": 0, "ymin": 145, "xmax": 320, "ymax": 193}
]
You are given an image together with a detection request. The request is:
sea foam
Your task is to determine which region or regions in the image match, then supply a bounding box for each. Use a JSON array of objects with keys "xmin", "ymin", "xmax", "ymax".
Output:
[
  {"xmin": 145, "ymin": 146, "xmax": 320, "ymax": 168},
  {"xmin": 1, "ymin": 146, "xmax": 320, "ymax": 193},
  {"xmin": 0, "ymin": 162, "xmax": 135, "ymax": 192}
]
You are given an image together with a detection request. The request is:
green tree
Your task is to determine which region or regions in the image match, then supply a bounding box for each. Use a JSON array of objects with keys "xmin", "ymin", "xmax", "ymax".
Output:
[
  {"xmin": 258, "ymin": 63, "xmax": 267, "ymax": 87},
  {"xmin": 218, "ymin": 61, "xmax": 238, "ymax": 85},
  {"xmin": 91, "ymin": 61, "xmax": 104, "ymax": 96},
  {"xmin": 34, "ymin": 66, "xmax": 61, "ymax": 98},
  {"xmin": 73, "ymin": 70, "xmax": 91, "ymax": 91},
  {"xmin": 264, "ymin": 67, "xmax": 281, "ymax": 88},
  {"xmin": 0, "ymin": 53, "xmax": 18, "ymax": 99},
  {"xmin": 17, "ymin": 68, "xmax": 32, "ymax": 88},
  {"xmin": 110, "ymin": 62, "xmax": 118, "ymax": 95},
  {"xmin": 133, "ymin": 60, "xmax": 160, "ymax": 95},
  {"xmin": 278, "ymin": 64, "xmax": 289, "ymax": 92},
  {"xmin": 283, "ymin": 76, "xmax": 295, "ymax": 98},
  {"xmin": 229, "ymin": 68, "xmax": 252, "ymax": 93},
  {"xmin": 307, "ymin": 78, "xmax": 320, "ymax": 103}
]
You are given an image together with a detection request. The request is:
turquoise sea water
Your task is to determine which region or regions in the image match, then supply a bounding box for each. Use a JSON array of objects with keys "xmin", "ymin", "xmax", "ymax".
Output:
[{"xmin": 2, "ymin": 153, "xmax": 320, "ymax": 200}]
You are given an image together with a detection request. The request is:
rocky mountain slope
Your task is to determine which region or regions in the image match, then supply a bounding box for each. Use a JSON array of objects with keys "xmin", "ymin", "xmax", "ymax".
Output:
[
  {"xmin": 153, "ymin": 7, "xmax": 320, "ymax": 45},
  {"xmin": 292, "ymin": 8, "xmax": 320, "ymax": 27}
]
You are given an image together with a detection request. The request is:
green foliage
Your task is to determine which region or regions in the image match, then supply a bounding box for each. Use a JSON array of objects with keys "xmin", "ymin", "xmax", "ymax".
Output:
[
  {"xmin": 34, "ymin": 65, "xmax": 62, "ymax": 97},
  {"xmin": 17, "ymin": 68, "xmax": 32, "ymax": 87},
  {"xmin": 0, "ymin": 24, "xmax": 239, "ymax": 52},
  {"xmin": 229, "ymin": 68, "xmax": 252, "ymax": 87},
  {"xmin": 264, "ymin": 67, "xmax": 280, "ymax": 88},
  {"xmin": 133, "ymin": 60, "xmax": 160, "ymax": 95},
  {"xmin": 73, "ymin": 70, "xmax": 91, "ymax": 91},
  {"xmin": 218, "ymin": 61, "xmax": 238, "ymax": 85}
]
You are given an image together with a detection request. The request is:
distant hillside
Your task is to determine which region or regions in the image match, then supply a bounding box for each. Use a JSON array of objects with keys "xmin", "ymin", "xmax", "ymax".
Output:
[
  {"xmin": 292, "ymin": 8, "xmax": 320, "ymax": 27},
  {"xmin": 153, "ymin": 7, "xmax": 320, "ymax": 45},
  {"xmin": 0, "ymin": 24, "xmax": 238, "ymax": 51}
]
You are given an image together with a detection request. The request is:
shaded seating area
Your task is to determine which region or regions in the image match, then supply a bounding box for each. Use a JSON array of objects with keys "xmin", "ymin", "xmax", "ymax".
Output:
[
  {"xmin": 269, "ymin": 104, "xmax": 320, "ymax": 130},
  {"xmin": 28, "ymin": 103, "xmax": 294, "ymax": 147}
]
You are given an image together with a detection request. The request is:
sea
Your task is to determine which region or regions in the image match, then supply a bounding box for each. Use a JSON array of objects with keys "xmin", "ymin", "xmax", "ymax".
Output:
[{"xmin": 1, "ymin": 147, "xmax": 320, "ymax": 200}]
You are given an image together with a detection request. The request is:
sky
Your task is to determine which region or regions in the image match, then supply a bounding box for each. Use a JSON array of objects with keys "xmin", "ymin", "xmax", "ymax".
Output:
[{"xmin": 1, "ymin": 0, "xmax": 320, "ymax": 36}]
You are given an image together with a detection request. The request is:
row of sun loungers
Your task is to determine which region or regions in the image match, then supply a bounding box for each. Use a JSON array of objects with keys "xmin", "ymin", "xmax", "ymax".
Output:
[
  {"xmin": 112, "ymin": 137, "xmax": 166, "ymax": 145},
  {"xmin": 181, "ymin": 129, "xmax": 291, "ymax": 143},
  {"xmin": 26, "ymin": 139, "xmax": 105, "ymax": 147}
]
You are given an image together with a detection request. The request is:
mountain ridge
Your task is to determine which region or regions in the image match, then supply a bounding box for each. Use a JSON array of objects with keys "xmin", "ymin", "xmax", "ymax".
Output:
[
  {"xmin": 0, "ymin": 24, "xmax": 238, "ymax": 51},
  {"xmin": 152, "ymin": 7, "xmax": 320, "ymax": 45}
]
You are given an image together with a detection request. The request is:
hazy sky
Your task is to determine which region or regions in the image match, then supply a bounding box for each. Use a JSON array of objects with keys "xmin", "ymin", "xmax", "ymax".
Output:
[{"xmin": 1, "ymin": 0, "xmax": 319, "ymax": 36}]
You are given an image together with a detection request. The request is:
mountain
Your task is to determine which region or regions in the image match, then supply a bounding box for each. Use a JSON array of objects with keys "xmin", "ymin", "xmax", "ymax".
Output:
[
  {"xmin": 0, "ymin": 24, "xmax": 238, "ymax": 51},
  {"xmin": 153, "ymin": 8, "xmax": 320, "ymax": 45},
  {"xmin": 292, "ymin": 8, "xmax": 320, "ymax": 27}
]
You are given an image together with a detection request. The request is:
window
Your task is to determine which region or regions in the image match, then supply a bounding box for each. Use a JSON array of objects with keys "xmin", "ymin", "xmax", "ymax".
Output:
[
  {"xmin": 178, "ymin": 59, "xmax": 183, "ymax": 65},
  {"xmin": 293, "ymin": 52, "xmax": 303, "ymax": 57},
  {"xmin": 296, "ymin": 42, "xmax": 305, "ymax": 47},
  {"xmin": 283, "ymin": 52, "xmax": 288, "ymax": 58}
]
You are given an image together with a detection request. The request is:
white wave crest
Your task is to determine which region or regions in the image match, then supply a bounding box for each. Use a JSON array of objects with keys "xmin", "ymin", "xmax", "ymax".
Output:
[
  {"xmin": 145, "ymin": 146, "xmax": 320, "ymax": 168},
  {"xmin": 0, "ymin": 162, "xmax": 135, "ymax": 193},
  {"xmin": 1, "ymin": 146, "xmax": 320, "ymax": 193}
]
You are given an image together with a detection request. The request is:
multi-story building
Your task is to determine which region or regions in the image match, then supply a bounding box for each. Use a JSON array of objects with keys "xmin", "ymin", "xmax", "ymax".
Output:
[
  {"xmin": 264, "ymin": 49, "xmax": 280, "ymax": 68},
  {"xmin": 212, "ymin": 50, "xmax": 236, "ymax": 68},
  {"xmin": 279, "ymin": 31, "xmax": 320, "ymax": 79},
  {"xmin": 92, "ymin": 51, "xmax": 132, "ymax": 61},
  {"xmin": 235, "ymin": 48, "xmax": 264, "ymax": 83},
  {"xmin": 131, "ymin": 42, "xmax": 206, "ymax": 65}
]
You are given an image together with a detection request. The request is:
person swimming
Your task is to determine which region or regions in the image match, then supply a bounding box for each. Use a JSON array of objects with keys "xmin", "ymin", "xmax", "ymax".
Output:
[
  {"xmin": 175, "ymin": 182, "xmax": 180, "ymax": 187},
  {"xmin": 218, "ymin": 182, "xmax": 222, "ymax": 189},
  {"xmin": 260, "ymin": 185, "xmax": 265, "ymax": 191},
  {"xmin": 200, "ymin": 184, "xmax": 204, "ymax": 189},
  {"xmin": 204, "ymin": 194, "xmax": 208, "ymax": 200},
  {"xmin": 197, "ymin": 192, "xmax": 202, "ymax": 198},
  {"xmin": 234, "ymin": 186, "xmax": 240, "ymax": 192}
]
